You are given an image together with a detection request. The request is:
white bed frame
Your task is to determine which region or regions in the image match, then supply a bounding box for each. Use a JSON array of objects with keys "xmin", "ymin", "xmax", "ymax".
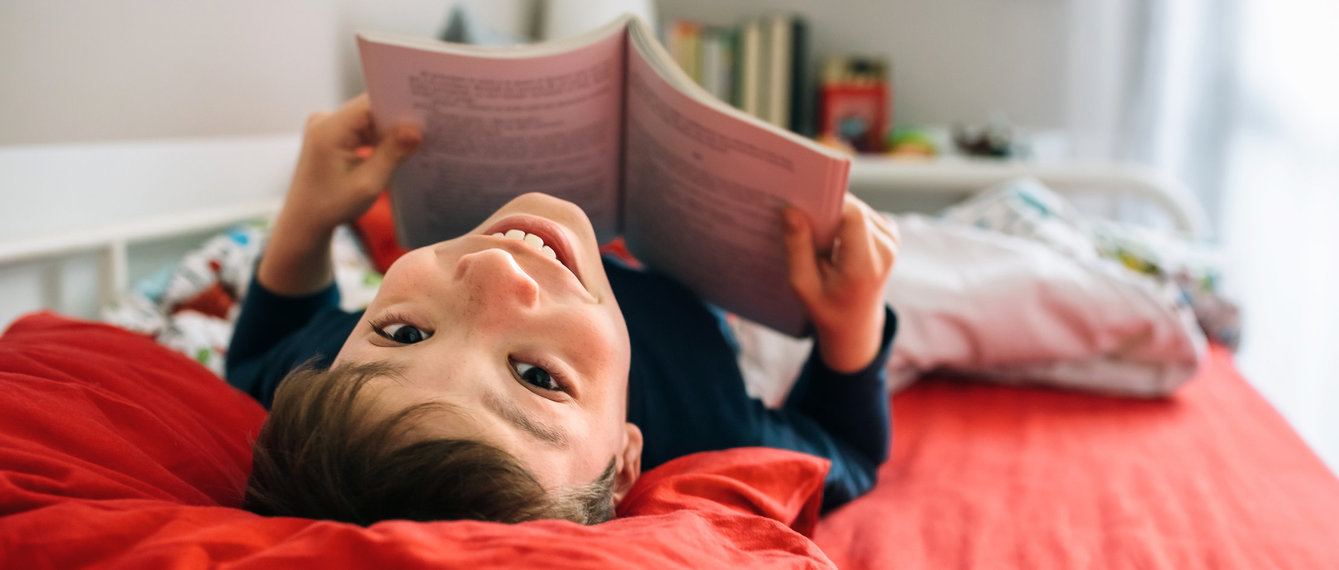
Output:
[{"xmin": 0, "ymin": 137, "xmax": 1208, "ymax": 325}]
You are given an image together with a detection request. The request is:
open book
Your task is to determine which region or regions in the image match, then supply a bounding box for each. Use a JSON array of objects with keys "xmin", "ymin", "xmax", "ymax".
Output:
[{"xmin": 358, "ymin": 14, "xmax": 849, "ymax": 336}]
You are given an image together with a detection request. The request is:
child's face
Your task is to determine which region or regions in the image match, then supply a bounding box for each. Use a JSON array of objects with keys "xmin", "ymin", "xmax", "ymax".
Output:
[{"xmin": 333, "ymin": 193, "xmax": 637, "ymax": 492}]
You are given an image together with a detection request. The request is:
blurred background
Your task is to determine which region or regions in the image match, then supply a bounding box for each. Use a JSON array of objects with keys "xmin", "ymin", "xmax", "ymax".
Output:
[{"xmin": 1, "ymin": 0, "xmax": 1335, "ymax": 471}]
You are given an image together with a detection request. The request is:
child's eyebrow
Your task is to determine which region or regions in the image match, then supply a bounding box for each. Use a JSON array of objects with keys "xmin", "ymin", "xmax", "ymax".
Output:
[{"xmin": 483, "ymin": 390, "xmax": 569, "ymax": 448}]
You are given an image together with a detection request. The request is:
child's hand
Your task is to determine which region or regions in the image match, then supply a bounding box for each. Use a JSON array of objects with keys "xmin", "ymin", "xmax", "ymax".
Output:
[
  {"xmin": 782, "ymin": 194, "xmax": 900, "ymax": 373},
  {"xmin": 260, "ymin": 95, "xmax": 419, "ymax": 296},
  {"xmin": 285, "ymin": 93, "xmax": 421, "ymax": 235}
]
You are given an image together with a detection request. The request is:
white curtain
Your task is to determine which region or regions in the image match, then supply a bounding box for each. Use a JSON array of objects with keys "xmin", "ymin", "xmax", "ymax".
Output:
[
  {"xmin": 1118, "ymin": 0, "xmax": 1237, "ymax": 229},
  {"xmin": 1120, "ymin": 0, "xmax": 1339, "ymax": 473},
  {"xmin": 1220, "ymin": 0, "xmax": 1339, "ymax": 474}
]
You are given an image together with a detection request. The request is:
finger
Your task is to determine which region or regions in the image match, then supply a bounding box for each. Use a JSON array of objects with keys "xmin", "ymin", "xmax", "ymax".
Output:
[
  {"xmin": 833, "ymin": 198, "xmax": 876, "ymax": 271},
  {"xmin": 353, "ymin": 123, "xmax": 421, "ymax": 194},
  {"xmin": 299, "ymin": 111, "xmax": 334, "ymax": 156},
  {"xmin": 844, "ymin": 193, "xmax": 887, "ymax": 235},
  {"xmin": 872, "ymin": 230, "xmax": 898, "ymax": 270},
  {"xmin": 781, "ymin": 207, "xmax": 823, "ymax": 301},
  {"xmin": 867, "ymin": 212, "xmax": 899, "ymax": 261},
  {"xmin": 318, "ymin": 94, "xmax": 375, "ymax": 147},
  {"xmin": 304, "ymin": 111, "xmax": 332, "ymax": 129},
  {"xmin": 869, "ymin": 209, "xmax": 899, "ymax": 243},
  {"xmin": 862, "ymin": 212, "xmax": 899, "ymax": 270},
  {"xmin": 329, "ymin": 94, "xmax": 373, "ymax": 128}
]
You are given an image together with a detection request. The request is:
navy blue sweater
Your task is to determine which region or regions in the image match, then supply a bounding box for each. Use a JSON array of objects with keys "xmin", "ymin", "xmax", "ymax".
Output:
[{"xmin": 227, "ymin": 258, "xmax": 895, "ymax": 510}]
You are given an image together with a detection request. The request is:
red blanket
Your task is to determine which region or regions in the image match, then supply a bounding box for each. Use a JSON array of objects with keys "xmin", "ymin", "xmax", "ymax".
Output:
[{"xmin": 816, "ymin": 345, "xmax": 1339, "ymax": 568}]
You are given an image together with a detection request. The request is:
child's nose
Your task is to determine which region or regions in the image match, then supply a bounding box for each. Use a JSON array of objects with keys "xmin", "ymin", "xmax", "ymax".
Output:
[{"xmin": 454, "ymin": 248, "xmax": 540, "ymax": 309}]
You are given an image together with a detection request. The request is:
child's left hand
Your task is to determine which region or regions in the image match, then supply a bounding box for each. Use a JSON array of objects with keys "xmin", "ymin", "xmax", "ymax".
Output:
[{"xmin": 782, "ymin": 194, "xmax": 900, "ymax": 373}]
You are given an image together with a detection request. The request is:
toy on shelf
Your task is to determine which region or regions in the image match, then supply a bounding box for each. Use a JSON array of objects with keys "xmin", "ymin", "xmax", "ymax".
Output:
[
  {"xmin": 952, "ymin": 120, "xmax": 1023, "ymax": 159},
  {"xmin": 886, "ymin": 127, "xmax": 938, "ymax": 158},
  {"xmin": 817, "ymin": 56, "xmax": 890, "ymax": 153}
]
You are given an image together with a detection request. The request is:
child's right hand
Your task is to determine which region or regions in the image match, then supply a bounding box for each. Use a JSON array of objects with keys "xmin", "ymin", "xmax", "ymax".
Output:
[
  {"xmin": 284, "ymin": 94, "xmax": 421, "ymax": 236},
  {"xmin": 260, "ymin": 95, "xmax": 419, "ymax": 296}
]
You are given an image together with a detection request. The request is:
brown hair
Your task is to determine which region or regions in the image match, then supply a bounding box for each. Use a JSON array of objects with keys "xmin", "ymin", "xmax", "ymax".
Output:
[{"xmin": 244, "ymin": 360, "xmax": 615, "ymax": 525}]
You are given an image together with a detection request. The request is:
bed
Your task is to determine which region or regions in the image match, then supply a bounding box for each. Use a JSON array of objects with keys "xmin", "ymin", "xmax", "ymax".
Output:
[
  {"xmin": 2, "ymin": 141, "xmax": 1338, "ymax": 568},
  {"xmin": 816, "ymin": 344, "xmax": 1339, "ymax": 567}
]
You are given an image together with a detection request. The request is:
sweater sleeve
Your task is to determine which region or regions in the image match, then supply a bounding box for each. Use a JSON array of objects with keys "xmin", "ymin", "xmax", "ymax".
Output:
[
  {"xmin": 225, "ymin": 277, "xmax": 361, "ymax": 408},
  {"xmin": 768, "ymin": 306, "xmax": 898, "ymax": 510}
]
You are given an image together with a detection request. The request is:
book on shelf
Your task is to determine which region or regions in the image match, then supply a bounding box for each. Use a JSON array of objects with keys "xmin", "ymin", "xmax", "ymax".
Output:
[
  {"xmin": 762, "ymin": 14, "xmax": 790, "ymax": 130},
  {"xmin": 738, "ymin": 18, "xmax": 763, "ymax": 116},
  {"xmin": 667, "ymin": 21, "xmax": 738, "ymax": 109},
  {"xmin": 357, "ymin": 14, "xmax": 850, "ymax": 336},
  {"xmin": 666, "ymin": 13, "xmax": 812, "ymax": 136},
  {"xmin": 787, "ymin": 16, "xmax": 813, "ymax": 137}
]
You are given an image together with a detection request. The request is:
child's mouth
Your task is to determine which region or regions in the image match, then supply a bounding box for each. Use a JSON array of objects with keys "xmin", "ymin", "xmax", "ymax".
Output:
[
  {"xmin": 480, "ymin": 215, "xmax": 582, "ymax": 288},
  {"xmin": 489, "ymin": 229, "xmax": 559, "ymax": 261}
]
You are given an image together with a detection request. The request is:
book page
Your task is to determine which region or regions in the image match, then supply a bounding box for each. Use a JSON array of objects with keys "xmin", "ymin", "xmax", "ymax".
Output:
[
  {"xmin": 621, "ymin": 21, "xmax": 849, "ymax": 336},
  {"xmin": 358, "ymin": 19, "xmax": 628, "ymax": 246}
]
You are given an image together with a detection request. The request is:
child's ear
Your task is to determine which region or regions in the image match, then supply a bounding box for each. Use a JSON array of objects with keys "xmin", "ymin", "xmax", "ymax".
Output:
[{"xmin": 612, "ymin": 422, "xmax": 643, "ymax": 505}]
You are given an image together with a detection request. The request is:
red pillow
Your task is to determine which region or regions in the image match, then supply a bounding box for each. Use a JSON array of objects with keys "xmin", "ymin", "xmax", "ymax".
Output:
[
  {"xmin": 0, "ymin": 313, "xmax": 832, "ymax": 568},
  {"xmin": 353, "ymin": 191, "xmax": 411, "ymax": 274}
]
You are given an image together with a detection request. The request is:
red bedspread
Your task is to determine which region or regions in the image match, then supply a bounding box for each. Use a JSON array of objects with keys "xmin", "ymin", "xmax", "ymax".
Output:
[
  {"xmin": 4, "ymin": 312, "xmax": 1336, "ymax": 568},
  {"xmin": 815, "ymin": 345, "xmax": 1339, "ymax": 568}
]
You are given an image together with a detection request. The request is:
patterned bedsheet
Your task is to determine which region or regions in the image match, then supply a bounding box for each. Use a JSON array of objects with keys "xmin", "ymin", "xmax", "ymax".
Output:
[{"xmin": 103, "ymin": 222, "xmax": 381, "ymax": 375}]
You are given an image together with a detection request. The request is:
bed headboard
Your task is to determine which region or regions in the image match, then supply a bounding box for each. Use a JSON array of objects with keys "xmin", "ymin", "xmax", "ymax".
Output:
[
  {"xmin": 0, "ymin": 136, "xmax": 295, "ymax": 325},
  {"xmin": 847, "ymin": 157, "xmax": 1209, "ymax": 237},
  {"xmin": 0, "ymin": 137, "xmax": 1208, "ymax": 327}
]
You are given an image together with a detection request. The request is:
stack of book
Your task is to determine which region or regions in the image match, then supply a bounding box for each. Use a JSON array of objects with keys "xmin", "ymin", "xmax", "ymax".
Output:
[{"xmin": 663, "ymin": 14, "xmax": 812, "ymax": 137}]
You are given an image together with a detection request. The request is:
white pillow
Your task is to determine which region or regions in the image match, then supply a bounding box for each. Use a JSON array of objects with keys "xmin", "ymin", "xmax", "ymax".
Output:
[{"xmin": 734, "ymin": 209, "xmax": 1206, "ymax": 406}]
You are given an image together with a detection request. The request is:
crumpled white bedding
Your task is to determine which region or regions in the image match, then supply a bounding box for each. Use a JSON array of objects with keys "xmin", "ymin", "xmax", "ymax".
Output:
[
  {"xmin": 734, "ymin": 179, "xmax": 1208, "ymax": 406},
  {"xmin": 103, "ymin": 224, "xmax": 381, "ymax": 376}
]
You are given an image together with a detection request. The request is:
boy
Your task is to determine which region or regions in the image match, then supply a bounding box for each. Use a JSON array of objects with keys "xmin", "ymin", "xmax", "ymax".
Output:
[{"xmin": 228, "ymin": 95, "xmax": 899, "ymax": 525}]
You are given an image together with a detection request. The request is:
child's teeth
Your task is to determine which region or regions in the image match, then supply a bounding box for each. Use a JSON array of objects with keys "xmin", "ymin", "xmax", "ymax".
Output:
[{"xmin": 494, "ymin": 229, "xmax": 554, "ymax": 257}]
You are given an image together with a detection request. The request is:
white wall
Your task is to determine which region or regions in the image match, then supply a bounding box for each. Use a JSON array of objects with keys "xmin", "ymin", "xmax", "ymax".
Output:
[
  {"xmin": 0, "ymin": 0, "xmax": 539, "ymax": 146},
  {"xmin": 0, "ymin": 1, "xmax": 344, "ymax": 145},
  {"xmin": 0, "ymin": 0, "xmax": 534, "ymax": 328}
]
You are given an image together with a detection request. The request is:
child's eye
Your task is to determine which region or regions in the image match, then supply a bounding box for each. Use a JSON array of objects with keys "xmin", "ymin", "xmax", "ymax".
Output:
[
  {"xmin": 511, "ymin": 360, "xmax": 561, "ymax": 391},
  {"xmin": 372, "ymin": 322, "xmax": 431, "ymax": 344}
]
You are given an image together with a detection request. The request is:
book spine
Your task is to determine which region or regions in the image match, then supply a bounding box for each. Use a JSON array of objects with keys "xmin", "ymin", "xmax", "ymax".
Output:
[
  {"xmin": 766, "ymin": 14, "xmax": 792, "ymax": 130},
  {"xmin": 666, "ymin": 20, "xmax": 697, "ymax": 82},
  {"xmin": 718, "ymin": 28, "xmax": 737, "ymax": 108},
  {"xmin": 788, "ymin": 17, "xmax": 812, "ymax": 136},
  {"xmin": 684, "ymin": 21, "xmax": 702, "ymax": 85},
  {"xmin": 700, "ymin": 27, "xmax": 721, "ymax": 98},
  {"xmin": 756, "ymin": 17, "xmax": 773, "ymax": 123},
  {"xmin": 739, "ymin": 19, "xmax": 762, "ymax": 117}
]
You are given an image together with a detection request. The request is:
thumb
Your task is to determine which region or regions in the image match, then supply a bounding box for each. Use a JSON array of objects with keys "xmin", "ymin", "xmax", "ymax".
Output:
[
  {"xmin": 356, "ymin": 124, "xmax": 421, "ymax": 191},
  {"xmin": 781, "ymin": 208, "xmax": 822, "ymax": 302}
]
